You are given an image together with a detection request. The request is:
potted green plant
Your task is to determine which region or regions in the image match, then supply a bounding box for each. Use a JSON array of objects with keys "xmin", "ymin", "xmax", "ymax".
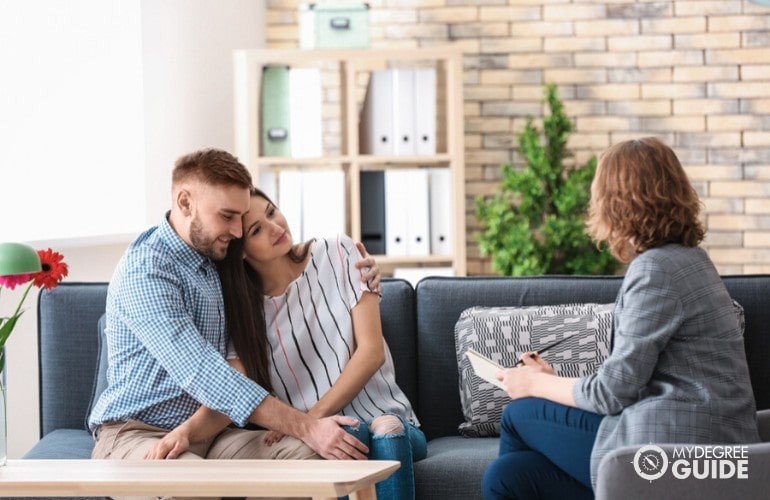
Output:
[{"xmin": 475, "ymin": 83, "xmax": 618, "ymax": 276}]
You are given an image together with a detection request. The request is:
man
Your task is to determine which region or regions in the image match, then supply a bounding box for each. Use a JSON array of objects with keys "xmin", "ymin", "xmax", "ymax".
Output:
[{"xmin": 89, "ymin": 149, "xmax": 376, "ymax": 473}]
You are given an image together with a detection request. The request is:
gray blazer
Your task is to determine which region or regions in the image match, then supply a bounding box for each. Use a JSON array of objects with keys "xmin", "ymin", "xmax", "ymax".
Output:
[{"xmin": 574, "ymin": 244, "xmax": 760, "ymax": 486}]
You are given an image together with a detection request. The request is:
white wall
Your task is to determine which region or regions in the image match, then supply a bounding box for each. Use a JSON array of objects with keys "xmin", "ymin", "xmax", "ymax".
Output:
[{"xmin": 5, "ymin": 0, "xmax": 265, "ymax": 459}]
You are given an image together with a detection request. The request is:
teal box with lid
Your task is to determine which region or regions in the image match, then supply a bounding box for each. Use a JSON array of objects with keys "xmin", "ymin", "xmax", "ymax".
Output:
[{"xmin": 299, "ymin": 3, "xmax": 370, "ymax": 49}]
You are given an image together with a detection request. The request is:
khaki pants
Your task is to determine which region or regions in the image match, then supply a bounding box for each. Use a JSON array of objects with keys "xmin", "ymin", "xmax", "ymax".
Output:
[{"xmin": 92, "ymin": 420, "xmax": 318, "ymax": 500}]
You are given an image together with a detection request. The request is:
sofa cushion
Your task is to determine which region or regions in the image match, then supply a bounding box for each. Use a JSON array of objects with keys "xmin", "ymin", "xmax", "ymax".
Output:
[
  {"xmin": 455, "ymin": 303, "xmax": 613, "ymax": 436},
  {"xmin": 84, "ymin": 313, "xmax": 109, "ymax": 429},
  {"xmin": 414, "ymin": 436, "xmax": 499, "ymax": 500}
]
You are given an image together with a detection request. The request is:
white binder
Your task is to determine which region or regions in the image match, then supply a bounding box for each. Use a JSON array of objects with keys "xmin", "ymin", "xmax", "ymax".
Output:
[
  {"xmin": 405, "ymin": 168, "xmax": 430, "ymax": 256},
  {"xmin": 428, "ymin": 168, "xmax": 453, "ymax": 256},
  {"xmin": 301, "ymin": 170, "xmax": 346, "ymax": 240},
  {"xmin": 360, "ymin": 69, "xmax": 394, "ymax": 155},
  {"xmin": 278, "ymin": 170, "xmax": 304, "ymax": 240},
  {"xmin": 384, "ymin": 169, "xmax": 409, "ymax": 256},
  {"xmin": 414, "ymin": 68, "xmax": 437, "ymax": 156},
  {"xmin": 392, "ymin": 68, "xmax": 416, "ymax": 156},
  {"xmin": 289, "ymin": 68, "xmax": 322, "ymax": 158}
]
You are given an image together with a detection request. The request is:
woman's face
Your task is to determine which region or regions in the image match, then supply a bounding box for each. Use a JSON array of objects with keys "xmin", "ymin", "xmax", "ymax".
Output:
[{"xmin": 241, "ymin": 195, "xmax": 293, "ymax": 263}]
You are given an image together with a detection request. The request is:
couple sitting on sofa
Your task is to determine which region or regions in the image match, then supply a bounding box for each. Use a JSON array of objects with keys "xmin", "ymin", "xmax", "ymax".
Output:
[{"xmin": 90, "ymin": 139, "xmax": 759, "ymax": 500}]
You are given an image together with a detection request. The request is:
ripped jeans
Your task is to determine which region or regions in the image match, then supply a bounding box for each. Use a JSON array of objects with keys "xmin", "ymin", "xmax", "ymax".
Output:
[{"xmin": 344, "ymin": 414, "xmax": 427, "ymax": 500}]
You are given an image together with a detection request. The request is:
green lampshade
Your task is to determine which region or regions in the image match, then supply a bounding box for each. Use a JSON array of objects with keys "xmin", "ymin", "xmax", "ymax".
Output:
[{"xmin": 0, "ymin": 242, "xmax": 42, "ymax": 276}]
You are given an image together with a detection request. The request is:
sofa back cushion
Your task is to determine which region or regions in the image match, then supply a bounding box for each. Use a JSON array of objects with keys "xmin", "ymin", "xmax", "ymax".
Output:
[
  {"xmin": 37, "ymin": 282, "xmax": 108, "ymax": 436},
  {"xmin": 415, "ymin": 276, "xmax": 625, "ymax": 441}
]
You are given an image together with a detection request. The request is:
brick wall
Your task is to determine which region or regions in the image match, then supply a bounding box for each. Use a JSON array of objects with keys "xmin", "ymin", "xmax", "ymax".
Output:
[{"xmin": 266, "ymin": 0, "xmax": 770, "ymax": 276}]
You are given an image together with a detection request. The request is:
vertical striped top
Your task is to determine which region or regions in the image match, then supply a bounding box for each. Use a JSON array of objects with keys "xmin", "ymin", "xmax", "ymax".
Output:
[{"xmin": 231, "ymin": 234, "xmax": 419, "ymax": 426}]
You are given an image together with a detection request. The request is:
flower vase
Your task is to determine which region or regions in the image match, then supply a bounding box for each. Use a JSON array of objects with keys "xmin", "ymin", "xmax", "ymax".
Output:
[{"xmin": 0, "ymin": 376, "xmax": 6, "ymax": 466}]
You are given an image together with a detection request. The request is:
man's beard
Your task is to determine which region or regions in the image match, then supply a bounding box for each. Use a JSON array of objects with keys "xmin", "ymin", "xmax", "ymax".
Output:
[{"xmin": 190, "ymin": 216, "xmax": 228, "ymax": 260}]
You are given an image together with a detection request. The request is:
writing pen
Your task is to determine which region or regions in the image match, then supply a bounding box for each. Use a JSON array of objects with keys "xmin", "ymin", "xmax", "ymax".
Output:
[{"xmin": 514, "ymin": 334, "xmax": 574, "ymax": 366}]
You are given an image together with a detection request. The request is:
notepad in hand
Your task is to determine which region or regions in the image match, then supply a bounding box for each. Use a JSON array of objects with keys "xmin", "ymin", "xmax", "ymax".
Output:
[{"xmin": 465, "ymin": 348, "xmax": 507, "ymax": 390}]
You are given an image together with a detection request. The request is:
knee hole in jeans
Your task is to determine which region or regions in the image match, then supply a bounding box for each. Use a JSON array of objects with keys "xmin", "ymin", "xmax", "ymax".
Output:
[{"xmin": 370, "ymin": 414, "xmax": 403, "ymax": 435}]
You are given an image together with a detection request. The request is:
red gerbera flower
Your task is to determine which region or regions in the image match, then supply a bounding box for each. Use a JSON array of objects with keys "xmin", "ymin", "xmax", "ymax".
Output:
[{"xmin": 31, "ymin": 248, "xmax": 69, "ymax": 289}]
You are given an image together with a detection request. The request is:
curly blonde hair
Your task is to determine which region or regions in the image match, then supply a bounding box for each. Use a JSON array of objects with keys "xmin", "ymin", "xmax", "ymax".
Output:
[{"xmin": 586, "ymin": 137, "xmax": 704, "ymax": 263}]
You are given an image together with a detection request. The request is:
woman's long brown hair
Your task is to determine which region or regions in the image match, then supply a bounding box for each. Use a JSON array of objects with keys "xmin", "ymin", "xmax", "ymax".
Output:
[{"xmin": 215, "ymin": 187, "xmax": 310, "ymax": 393}]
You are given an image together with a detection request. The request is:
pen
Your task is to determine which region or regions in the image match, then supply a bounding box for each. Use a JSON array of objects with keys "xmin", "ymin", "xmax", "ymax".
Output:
[{"xmin": 514, "ymin": 334, "xmax": 574, "ymax": 366}]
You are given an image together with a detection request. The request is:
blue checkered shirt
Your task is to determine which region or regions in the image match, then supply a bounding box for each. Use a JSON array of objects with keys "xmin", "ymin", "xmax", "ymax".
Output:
[{"xmin": 88, "ymin": 215, "xmax": 268, "ymax": 431}]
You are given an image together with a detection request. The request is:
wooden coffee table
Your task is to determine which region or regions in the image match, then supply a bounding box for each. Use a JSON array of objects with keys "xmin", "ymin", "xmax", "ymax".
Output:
[{"xmin": 0, "ymin": 459, "xmax": 400, "ymax": 499}]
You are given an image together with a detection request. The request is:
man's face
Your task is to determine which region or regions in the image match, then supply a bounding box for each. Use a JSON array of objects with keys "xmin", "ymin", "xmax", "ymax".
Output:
[{"xmin": 187, "ymin": 184, "xmax": 250, "ymax": 260}]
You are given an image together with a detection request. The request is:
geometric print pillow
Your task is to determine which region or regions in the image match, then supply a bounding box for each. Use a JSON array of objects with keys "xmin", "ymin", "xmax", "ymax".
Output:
[{"xmin": 454, "ymin": 303, "xmax": 614, "ymax": 437}]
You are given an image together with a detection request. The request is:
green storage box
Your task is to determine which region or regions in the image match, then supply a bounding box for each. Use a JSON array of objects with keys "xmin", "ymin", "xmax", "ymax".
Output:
[{"xmin": 299, "ymin": 3, "xmax": 370, "ymax": 49}]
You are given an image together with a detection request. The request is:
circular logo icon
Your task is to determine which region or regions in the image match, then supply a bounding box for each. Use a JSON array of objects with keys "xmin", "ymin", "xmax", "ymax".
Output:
[{"xmin": 633, "ymin": 445, "xmax": 669, "ymax": 481}]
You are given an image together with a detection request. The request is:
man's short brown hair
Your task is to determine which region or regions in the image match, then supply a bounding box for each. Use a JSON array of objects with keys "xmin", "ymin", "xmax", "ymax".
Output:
[{"xmin": 172, "ymin": 149, "xmax": 252, "ymax": 189}]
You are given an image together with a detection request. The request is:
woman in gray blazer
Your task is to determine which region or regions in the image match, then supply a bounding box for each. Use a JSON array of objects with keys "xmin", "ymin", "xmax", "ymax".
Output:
[{"xmin": 483, "ymin": 137, "xmax": 760, "ymax": 500}]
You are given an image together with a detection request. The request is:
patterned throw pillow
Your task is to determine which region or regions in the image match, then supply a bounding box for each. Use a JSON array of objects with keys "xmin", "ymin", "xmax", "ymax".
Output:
[{"xmin": 454, "ymin": 303, "xmax": 614, "ymax": 437}]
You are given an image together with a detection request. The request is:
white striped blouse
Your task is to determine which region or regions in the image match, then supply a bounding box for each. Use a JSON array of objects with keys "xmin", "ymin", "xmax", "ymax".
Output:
[{"xmin": 232, "ymin": 234, "xmax": 419, "ymax": 426}]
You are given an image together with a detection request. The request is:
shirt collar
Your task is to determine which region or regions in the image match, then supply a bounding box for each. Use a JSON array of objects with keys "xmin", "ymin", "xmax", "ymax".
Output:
[{"xmin": 159, "ymin": 212, "xmax": 215, "ymax": 274}]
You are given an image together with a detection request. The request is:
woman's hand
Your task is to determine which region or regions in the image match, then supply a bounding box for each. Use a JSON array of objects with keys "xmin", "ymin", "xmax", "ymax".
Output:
[
  {"xmin": 144, "ymin": 429, "xmax": 190, "ymax": 460},
  {"xmin": 496, "ymin": 353, "xmax": 555, "ymax": 400},
  {"xmin": 355, "ymin": 241, "xmax": 382, "ymax": 295}
]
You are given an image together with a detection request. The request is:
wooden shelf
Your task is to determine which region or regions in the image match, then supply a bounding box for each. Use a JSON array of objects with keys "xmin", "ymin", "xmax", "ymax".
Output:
[{"xmin": 234, "ymin": 46, "xmax": 466, "ymax": 277}]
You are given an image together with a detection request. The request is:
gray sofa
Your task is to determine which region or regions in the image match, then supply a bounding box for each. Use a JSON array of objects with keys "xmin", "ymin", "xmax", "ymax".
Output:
[{"xmin": 21, "ymin": 275, "xmax": 770, "ymax": 499}]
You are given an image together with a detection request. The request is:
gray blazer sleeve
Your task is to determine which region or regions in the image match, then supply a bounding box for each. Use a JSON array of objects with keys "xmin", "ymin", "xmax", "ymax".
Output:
[{"xmin": 573, "ymin": 254, "xmax": 683, "ymax": 415}]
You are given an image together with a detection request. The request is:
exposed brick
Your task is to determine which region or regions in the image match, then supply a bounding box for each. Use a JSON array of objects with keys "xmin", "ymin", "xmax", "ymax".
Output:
[
  {"xmin": 465, "ymin": 116, "xmax": 511, "ymax": 133},
  {"xmin": 608, "ymin": 100, "xmax": 671, "ymax": 116},
  {"xmin": 642, "ymin": 83, "xmax": 706, "ymax": 99},
  {"xmin": 608, "ymin": 2, "xmax": 672, "ymax": 19},
  {"xmin": 465, "ymin": 134, "xmax": 483, "ymax": 149},
  {"xmin": 465, "ymin": 101, "xmax": 481, "ymax": 117},
  {"xmin": 707, "ymin": 115, "xmax": 763, "ymax": 131},
  {"xmin": 466, "ymin": 149, "xmax": 512, "ymax": 164},
  {"xmin": 707, "ymin": 48, "xmax": 770, "ymax": 65},
  {"xmin": 480, "ymin": 69, "xmax": 542, "ymax": 85},
  {"xmin": 686, "ymin": 165, "xmax": 743, "ymax": 180},
  {"xmin": 711, "ymin": 180, "xmax": 770, "ymax": 197},
  {"xmin": 746, "ymin": 199, "xmax": 770, "ymax": 215},
  {"xmin": 576, "ymin": 84, "xmax": 641, "ymax": 100},
  {"xmin": 562, "ymin": 99, "xmax": 607, "ymax": 116},
  {"xmin": 741, "ymin": 99, "xmax": 770, "ymax": 114},
  {"xmin": 465, "ymin": 85, "xmax": 510, "ymax": 101},
  {"xmin": 742, "ymin": 31, "xmax": 770, "ymax": 48},
  {"xmin": 266, "ymin": 24, "xmax": 297, "ymax": 40},
  {"xmin": 642, "ymin": 16, "xmax": 706, "ymax": 34},
  {"xmin": 544, "ymin": 36, "xmax": 606, "ymax": 52},
  {"xmin": 567, "ymin": 132, "xmax": 611, "ymax": 149},
  {"xmin": 709, "ymin": 82, "xmax": 770, "ymax": 98},
  {"xmin": 480, "ymin": 37, "xmax": 542, "ymax": 53},
  {"xmin": 419, "ymin": 7, "xmax": 478, "ymax": 23},
  {"xmin": 483, "ymin": 134, "xmax": 515, "ymax": 149},
  {"xmin": 709, "ymin": 15, "xmax": 770, "ymax": 32},
  {"xmin": 512, "ymin": 84, "xmax": 546, "ymax": 100},
  {"xmin": 577, "ymin": 116, "xmax": 641, "ymax": 131},
  {"xmin": 745, "ymin": 232, "xmax": 770, "ymax": 247},
  {"xmin": 745, "ymin": 132, "xmax": 770, "ymax": 147},
  {"xmin": 708, "ymin": 247, "xmax": 770, "ymax": 264},
  {"xmin": 642, "ymin": 116, "xmax": 705, "ymax": 132},
  {"xmin": 543, "ymin": 68, "xmax": 607, "ymax": 84},
  {"xmin": 575, "ymin": 52, "xmax": 638, "ymax": 68},
  {"xmin": 700, "ymin": 197, "xmax": 744, "ymax": 213},
  {"xmin": 675, "ymin": 1, "xmax": 741, "ymax": 16},
  {"xmin": 449, "ymin": 22, "xmax": 508, "ymax": 39},
  {"xmin": 674, "ymin": 99, "xmax": 739, "ymax": 115},
  {"xmin": 673, "ymin": 65, "xmax": 739, "ymax": 82},
  {"xmin": 464, "ymin": 53, "xmax": 509, "ymax": 69},
  {"xmin": 544, "ymin": 4, "xmax": 605, "ymax": 22},
  {"xmin": 480, "ymin": 6, "xmax": 541, "ymax": 22},
  {"xmin": 677, "ymin": 132, "xmax": 741, "ymax": 148},
  {"xmin": 742, "ymin": 65, "xmax": 770, "ymax": 80},
  {"xmin": 575, "ymin": 19, "xmax": 640, "ymax": 36},
  {"xmin": 481, "ymin": 101, "xmax": 542, "ymax": 117},
  {"xmin": 638, "ymin": 50, "xmax": 704, "ymax": 67},
  {"xmin": 710, "ymin": 148, "xmax": 770, "ymax": 165},
  {"xmin": 386, "ymin": 23, "xmax": 448, "ymax": 39},
  {"xmin": 703, "ymin": 231, "xmax": 744, "ymax": 247},
  {"xmin": 510, "ymin": 21, "xmax": 574, "ymax": 37},
  {"xmin": 608, "ymin": 68, "xmax": 671, "ymax": 83},
  {"xmin": 675, "ymin": 32, "xmax": 740, "ymax": 49},
  {"xmin": 608, "ymin": 35, "xmax": 672, "ymax": 52},
  {"xmin": 508, "ymin": 53, "xmax": 573, "ymax": 68},
  {"xmin": 370, "ymin": 9, "xmax": 418, "ymax": 23},
  {"xmin": 709, "ymin": 215, "xmax": 770, "ymax": 231}
]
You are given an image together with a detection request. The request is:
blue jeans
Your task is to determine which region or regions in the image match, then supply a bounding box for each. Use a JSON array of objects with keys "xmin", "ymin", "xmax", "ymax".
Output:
[
  {"xmin": 344, "ymin": 416, "xmax": 427, "ymax": 500},
  {"xmin": 483, "ymin": 398, "xmax": 603, "ymax": 500}
]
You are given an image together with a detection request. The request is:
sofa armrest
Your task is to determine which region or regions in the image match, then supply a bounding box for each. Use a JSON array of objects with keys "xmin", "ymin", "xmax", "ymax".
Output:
[
  {"xmin": 595, "ymin": 442, "xmax": 770, "ymax": 500},
  {"xmin": 757, "ymin": 409, "xmax": 770, "ymax": 442}
]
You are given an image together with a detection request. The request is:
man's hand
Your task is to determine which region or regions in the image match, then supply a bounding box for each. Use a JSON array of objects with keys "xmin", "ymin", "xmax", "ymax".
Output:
[
  {"xmin": 355, "ymin": 241, "xmax": 382, "ymax": 296},
  {"xmin": 300, "ymin": 415, "xmax": 369, "ymax": 460},
  {"xmin": 144, "ymin": 430, "xmax": 190, "ymax": 460}
]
